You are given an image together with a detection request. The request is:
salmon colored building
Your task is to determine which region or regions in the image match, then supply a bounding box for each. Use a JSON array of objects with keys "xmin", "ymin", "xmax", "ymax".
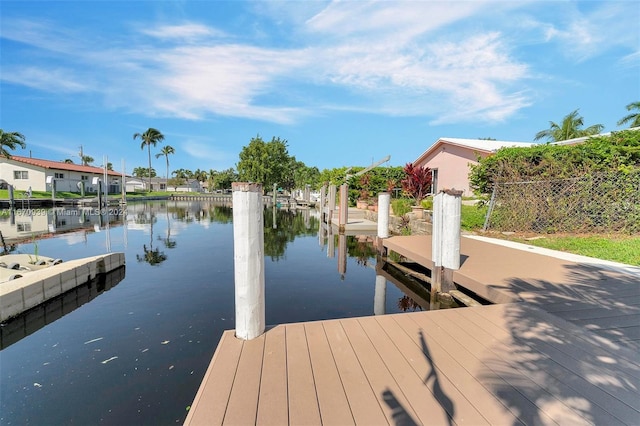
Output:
[{"xmin": 412, "ymin": 138, "xmax": 536, "ymax": 196}]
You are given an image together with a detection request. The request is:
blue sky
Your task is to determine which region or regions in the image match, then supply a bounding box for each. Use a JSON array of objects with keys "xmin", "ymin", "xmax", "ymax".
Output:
[{"xmin": 1, "ymin": 1, "xmax": 638, "ymax": 176}]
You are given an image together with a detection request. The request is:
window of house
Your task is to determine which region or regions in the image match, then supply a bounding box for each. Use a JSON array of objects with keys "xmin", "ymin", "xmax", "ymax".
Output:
[
  {"xmin": 431, "ymin": 169, "xmax": 438, "ymax": 194},
  {"xmin": 55, "ymin": 173, "xmax": 64, "ymax": 179},
  {"xmin": 13, "ymin": 171, "xmax": 28, "ymax": 179},
  {"xmin": 81, "ymin": 175, "xmax": 88, "ymax": 181},
  {"xmin": 17, "ymin": 222, "xmax": 32, "ymax": 232},
  {"xmin": 160, "ymin": 183, "xmax": 166, "ymax": 190}
]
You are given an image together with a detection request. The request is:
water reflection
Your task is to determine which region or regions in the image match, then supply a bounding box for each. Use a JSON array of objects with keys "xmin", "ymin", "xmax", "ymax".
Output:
[
  {"xmin": 0, "ymin": 200, "xmax": 434, "ymax": 425},
  {"xmin": 0, "ymin": 266, "xmax": 126, "ymax": 350}
]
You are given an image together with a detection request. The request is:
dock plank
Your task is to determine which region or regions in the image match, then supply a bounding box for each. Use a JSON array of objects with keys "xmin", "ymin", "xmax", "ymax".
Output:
[
  {"xmin": 323, "ymin": 319, "xmax": 389, "ymax": 425},
  {"xmin": 256, "ymin": 325, "xmax": 288, "ymax": 426},
  {"xmin": 184, "ymin": 331, "xmax": 243, "ymax": 426},
  {"xmin": 223, "ymin": 334, "xmax": 265, "ymax": 425},
  {"xmin": 338, "ymin": 318, "xmax": 421, "ymax": 424},
  {"xmin": 286, "ymin": 323, "xmax": 322, "ymax": 425},
  {"xmin": 388, "ymin": 312, "xmax": 522, "ymax": 426},
  {"xmin": 463, "ymin": 305, "xmax": 640, "ymax": 424},
  {"xmin": 357, "ymin": 315, "xmax": 457, "ymax": 425},
  {"xmin": 305, "ymin": 321, "xmax": 354, "ymax": 425}
]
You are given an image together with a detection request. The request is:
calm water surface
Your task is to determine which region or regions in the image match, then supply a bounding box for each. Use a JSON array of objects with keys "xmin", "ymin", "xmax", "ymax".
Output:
[{"xmin": 0, "ymin": 200, "xmax": 417, "ymax": 425}]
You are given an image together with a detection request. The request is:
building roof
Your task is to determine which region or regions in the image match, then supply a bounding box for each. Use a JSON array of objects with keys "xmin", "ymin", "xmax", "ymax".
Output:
[
  {"xmin": 7, "ymin": 155, "xmax": 123, "ymax": 177},
  {"xmin": 414, "ymin": 137, "xmax": 537, "ymax": 164}
]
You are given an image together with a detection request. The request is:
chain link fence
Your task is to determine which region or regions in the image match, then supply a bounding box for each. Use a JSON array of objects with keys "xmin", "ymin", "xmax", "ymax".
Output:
[{"xmin": 484, "ymin": 168, "xmax": 640, "ymax": 234}]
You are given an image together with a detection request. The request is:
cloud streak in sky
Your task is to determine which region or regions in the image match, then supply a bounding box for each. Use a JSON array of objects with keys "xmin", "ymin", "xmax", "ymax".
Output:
[{"xmin": 1, "ymin": 1, "xmax": 635, "ymax": 127}]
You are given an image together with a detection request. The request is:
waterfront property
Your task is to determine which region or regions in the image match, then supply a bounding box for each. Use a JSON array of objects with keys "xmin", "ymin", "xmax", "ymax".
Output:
[
  {"xmin": 0, "ymin": 155, "xmax": 124, "ymax": 193},
  {"xmin": 0, "ymin": 201, "xmax": 420, "ymax": 425},
  {"xmin": 186, "ymin": 234, "xmax": 640, "ymax": 425}
]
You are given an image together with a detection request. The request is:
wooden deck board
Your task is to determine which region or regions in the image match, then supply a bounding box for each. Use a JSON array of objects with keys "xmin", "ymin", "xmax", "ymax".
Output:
[
  {"xmin": 356, "ymin": 316, "xmax": 456, "ymax": 425},
  {"xmin": 465, "ymin": 305, "xmax": 640, "ymax": 424},
  {"xmin": 286, "ymin": 323, "xmax": 322, "ymax": 425},
  {"xmin": 372, "ymin": 314, "xmax": 492, "ymax": 425},
  {"xmin": 223, "ymin": 333, "xmax": 265, "ymax": 425},
  {"xmin": 184, "ymin": 330, "xmax": 243, "ymax": 426},
  {"xmin": 389, "ymin": 312, "xmax": 524, "ymax": 426},
  {"xmin": 338, "ymin": 318, "xmax": 420, "ymax": 424},
  {"xmin": 187, "ymin": 235, "xmax": 640, "ymax": 425},
  {"xmin": 322, "ymin": 319, "xmax": 389, "ymax": 425},
  {"xmin": 442, "ymin": 306, "xmax": 628, "ymax": 425},
  {"xmin": 305, "ymin": 321, "xmax": 354, "ymax": 425},
  {"xmin": 256, "ymin": 325, "xmax": 288, "ymax": 426}
]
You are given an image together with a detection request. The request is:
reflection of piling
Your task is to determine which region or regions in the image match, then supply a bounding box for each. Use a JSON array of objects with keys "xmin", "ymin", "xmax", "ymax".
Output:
[
  {"xmin": 8, "ymin": 185, "xmax": 14, "ymax": 209},
  {"xmin": 337, "ymin": 232, "xmax": 347, "ymax": 277},
  {"xmin": 374, "ymin": 275, "xmax": 386, "ymax": 315},
  {"xmin": 232, "ymin": 182, "xmax": 265, "ymax": 340},
  {"xmin": 431, "ymin": 190, "xmax": 462, "ymax": 294}
]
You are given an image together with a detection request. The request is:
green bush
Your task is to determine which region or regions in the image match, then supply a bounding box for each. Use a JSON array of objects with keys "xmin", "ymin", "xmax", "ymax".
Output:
[{"xmin": 391, "ymin": 198, "xmax": 412, "ymax": 216}]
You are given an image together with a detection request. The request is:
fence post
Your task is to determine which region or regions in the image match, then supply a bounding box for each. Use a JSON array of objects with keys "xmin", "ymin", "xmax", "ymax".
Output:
[
  {"xmin": 232, "ymin": 182, "xmax": 265, "ymax": 340},
  {"xmin": 377, "ymin": 192, "xmax": 391, "ymax": 238},
  {"xmin": 432, "ymin": 189, "xmax": 462, "ymax": 293}
]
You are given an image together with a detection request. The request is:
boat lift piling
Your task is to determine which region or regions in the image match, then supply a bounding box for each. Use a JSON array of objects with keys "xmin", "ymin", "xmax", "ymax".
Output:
[
  {"xmin": 431, "ymin": 189, "xmax": 463, "ymax": 295},
  {"xmin": 232, "ymin": 182, "xmax": 265, "ymax": 340}
]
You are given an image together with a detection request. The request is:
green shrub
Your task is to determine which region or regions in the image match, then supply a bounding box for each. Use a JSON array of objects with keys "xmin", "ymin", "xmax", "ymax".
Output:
[{"xmin": 391, "ymin": 198, "xmax": 412, "ymax": 216}]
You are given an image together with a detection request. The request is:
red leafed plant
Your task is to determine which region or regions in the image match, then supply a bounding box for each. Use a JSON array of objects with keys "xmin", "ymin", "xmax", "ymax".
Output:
[{"xmin": 401, "ymin": 163, "xmax": 432, "ymax": 205}]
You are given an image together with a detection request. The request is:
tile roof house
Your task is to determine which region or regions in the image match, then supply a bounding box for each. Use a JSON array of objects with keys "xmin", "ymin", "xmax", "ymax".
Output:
[
  {"xmin": 0, "ymin": 155, "xmax": 124, "ymax": 194},
  {"xmin": 412, "ymin": 138, "xmax": 537, "ymax": 196}
]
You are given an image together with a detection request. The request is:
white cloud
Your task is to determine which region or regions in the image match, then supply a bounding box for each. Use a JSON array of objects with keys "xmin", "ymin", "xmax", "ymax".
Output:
[
  {"xmin": 140, "ymin": 23, "xmax": 226, "ymax": 41},
  {"xmin": 4, "ymin": 1, "xmax": 634, "ymax": 128},
  {"xmin": 2, "ymin": 66, "xmax": 88, "ymax": 93}
]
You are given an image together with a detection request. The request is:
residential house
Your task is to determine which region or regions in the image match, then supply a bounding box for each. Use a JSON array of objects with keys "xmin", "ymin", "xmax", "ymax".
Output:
[
  {"xmin": 412, "ymin": 138, "xmax": 536, "ymax": 196},
  {"xmin": 0, "ymin": 155, "xmax": 124, "ymax": 194},
  {"xmin": 125, "ymin": 177, "xmax": 203, "ymax": 193}
]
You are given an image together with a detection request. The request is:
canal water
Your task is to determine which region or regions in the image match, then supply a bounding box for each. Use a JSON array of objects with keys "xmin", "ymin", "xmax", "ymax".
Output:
[{"xmin": 0, "ymin": 200, "xmax": 423, "ymax": 425}]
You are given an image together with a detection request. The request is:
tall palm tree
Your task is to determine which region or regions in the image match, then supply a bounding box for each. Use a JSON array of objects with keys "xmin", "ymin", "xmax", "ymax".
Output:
[
  {"xmin": 133, "ymin": 128, "xmax": 165, "ymax": 191},
  {"xmin": 534, "ymin": 109, "xmax": 604, "ymax": 142},
  {"xmin": 155, "ymin": 145, "xmax": 175, "ymax": 179},
  {"xmin": 617, "ymin": 101, "xmax": 640, "ymax": 128},
  {"xmin": 0, "ymin": 130, "xmax": 26, "ymax": 158}
]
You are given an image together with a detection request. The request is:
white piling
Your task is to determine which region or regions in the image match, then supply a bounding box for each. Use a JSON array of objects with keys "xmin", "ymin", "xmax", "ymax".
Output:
[
  {"xmin": 319, "ymin": 185, "xmax": 326, "ymax": 222},
  {"xmin": 431, "ymin": 189, "xmax": 462, "ymax": 293},
  {"xmin": 338, "ymin": 183, "xmax": 348, "ymax": 232},
  {"xmin": 328, "ymin": 185, "xmax": 337, "ymax": 223},
  {"xmin": 377, "ymin": 192, "xmax": 391, "ymax": 238},
  {"xmin": 374, "ymin": 275, "xmax": 387, "ymax": 315},
  {"xmin": 232, "ymin": 182, "xmax": 265, "ymax": 340}
]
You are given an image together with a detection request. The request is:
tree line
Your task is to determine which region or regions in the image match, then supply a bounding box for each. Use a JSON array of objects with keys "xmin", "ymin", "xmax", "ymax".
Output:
[{"xmin": 1, "ymin": 101, "xmax": 639, "ymax": 194}]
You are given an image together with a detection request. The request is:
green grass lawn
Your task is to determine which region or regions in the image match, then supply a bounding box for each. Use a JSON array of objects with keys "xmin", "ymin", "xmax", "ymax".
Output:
[
  {"xmin": 504, "ymin": 234, "xmax": 640, "ymax": 266},
  {"xmin": 457, "ymin": 203, "xmax": 639, "ymax": 265}
]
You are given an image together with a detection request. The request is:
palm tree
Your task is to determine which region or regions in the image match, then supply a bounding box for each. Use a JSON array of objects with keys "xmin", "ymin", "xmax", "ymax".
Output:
[
  {"xmin": 0, "ymin": 130, "xmax": 26, "ymax": 158},
  {"xmin": 155, "ymin": 145, "xmax": 175, "ymax": 179},
  {"xmin": 133, "ymin": 128, "xmax": 165, "ymax": 191},
  {"xmin": 81, "ymin": 155, "xmax": 94, "ymax": 166},
  {"xmin": 617, "ymin": 101, "xmax": 640, "ymax": 128},
  {"xmin": 534, "ymin": 109, "xmax": 604, "ymax": 142}
]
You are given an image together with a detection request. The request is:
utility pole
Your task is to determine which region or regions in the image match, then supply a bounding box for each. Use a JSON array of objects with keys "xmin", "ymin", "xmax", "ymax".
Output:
[{"xmin": 79, "ymin": 145, "xmax": 84, "ymax": 165}]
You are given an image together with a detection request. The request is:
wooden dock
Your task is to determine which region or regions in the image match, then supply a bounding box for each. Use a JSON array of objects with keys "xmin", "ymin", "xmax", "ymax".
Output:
[{"xmin": 185, "ymin": 235, "xmax": 640, "ymax": 425}]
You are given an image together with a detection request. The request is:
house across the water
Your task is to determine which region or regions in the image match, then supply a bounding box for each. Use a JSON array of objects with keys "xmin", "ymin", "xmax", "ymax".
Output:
[{"xmin": 0, "ymin": 155, "xmax": 124, "ymax": 194}]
